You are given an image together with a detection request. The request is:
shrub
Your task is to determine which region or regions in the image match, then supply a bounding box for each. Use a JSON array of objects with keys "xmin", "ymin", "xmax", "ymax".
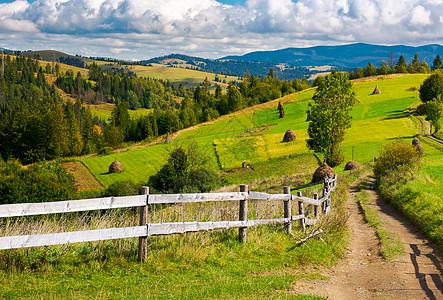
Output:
[
  {"xmin": 326, "ymin": 145, "xmax": 344, "ymax": 167},
  {"xmin": 373, "ymin": 141, "xmax": 421, "ymax": 178},
  {"xmin": 419, "ymin": 70, "xmax": 443, "ymax": 103},
  {"xmin": 97, "ymin": 146, "xmax": 114, "ymax": 156},
  {"xmin": 104, "ymin": 180, "xmax": 141, "ymax": 197},
  {"xmin": 148, "ymin": 142, "xmax": 221, "ymax": 193},
  {"xmin": 0, "ymin": 160, "xmax": 77, "ymax": 204}
]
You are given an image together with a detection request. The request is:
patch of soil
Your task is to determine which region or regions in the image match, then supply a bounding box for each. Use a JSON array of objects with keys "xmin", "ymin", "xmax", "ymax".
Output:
[
  {"xmin": 291, "ymin": 174, "xmax": 443, "ymax": 299},
  {"xmin": 61, "ymin": 161, "xmax": 104, "ymax": 190}
]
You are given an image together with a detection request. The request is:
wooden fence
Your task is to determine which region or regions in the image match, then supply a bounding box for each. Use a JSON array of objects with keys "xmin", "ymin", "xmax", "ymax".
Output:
[{"xmin": 0, "ymin": 175, "xmax": 337, "ymax": 262}]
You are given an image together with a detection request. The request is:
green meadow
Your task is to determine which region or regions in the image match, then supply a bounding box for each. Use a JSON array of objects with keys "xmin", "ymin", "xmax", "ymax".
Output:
[
  {"xmin": 131, "ymin": 64, "xmax": 239, "ymax": 88},
  {"xmin": 82, "ymin": 74, "xmax": 430, "ymax": 188}
]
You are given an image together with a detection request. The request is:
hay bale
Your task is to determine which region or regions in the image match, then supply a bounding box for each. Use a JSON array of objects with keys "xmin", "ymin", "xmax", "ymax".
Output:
[
  {"xmin": 109, "ymin": 160, "xmax": 123, "ymax": 173},
  {"xmin": 279, "ymin": 107, "xmax": 285, "ymax": 118},
  {"xmin": 412, "ymin": 138, "xmax": 424, "ymax": 157},
  {"xmin": 282, "ymin": 129, "xmax": 296, "ymax": 142},
  {"xmin": 344, "ymin": 160, "xmax": 360, "ymax": 171},
  {"xmin": 372, "ymin": 86, "xmax": 381, "ymax": 94},
  {"xmin": 164, "ymin": 132, "xmax": 171, "ymax": 144},
  {"xmin": 312, "ymin": 161, "xmax": 336, "ymax": 183}
]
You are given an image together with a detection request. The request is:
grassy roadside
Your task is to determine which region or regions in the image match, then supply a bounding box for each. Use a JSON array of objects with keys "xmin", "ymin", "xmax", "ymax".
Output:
[
  {"xmin": 377, "ymin": 159, "xmax": 443, "ymax": 248},
  {"xmin": 354, "ymin": 176, "xmax": 404, "ymax": 260}
]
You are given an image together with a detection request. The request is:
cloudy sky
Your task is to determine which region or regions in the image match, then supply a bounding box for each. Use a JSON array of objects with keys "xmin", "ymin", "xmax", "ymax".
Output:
[{"xmin": 0, "ymin": 0, "xmax": 442, "ymax": 60}]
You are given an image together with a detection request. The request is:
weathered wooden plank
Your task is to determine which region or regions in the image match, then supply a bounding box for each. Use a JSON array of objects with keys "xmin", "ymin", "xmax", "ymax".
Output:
[
  {"xmin": 147, "ymin": 218, "xmax": 290, "ymax": 236},
  {"xmin": 0, "ymin": 195, "xmax": 147, "ymax": 218},
  {"xmin": 290, "ymin": 181, "xmax": 323, "ymax": 191},
  {"xmin": 148, "ymin": 192, "xmax": 248, "ymax": 204},
  {"xmin": 291, "ymin": 214, "xmax": 305, "ymax": 221},
  {"xmin": 0, "ymin": 226, "xmax": 147, "ymax": 250},
  {"xmin": 248, "ymin": 191, "xmax": 292, "ymax": 201},
  {"xmin": 292, "ymin": 195, "xmax": 324, "ymax": 206}
]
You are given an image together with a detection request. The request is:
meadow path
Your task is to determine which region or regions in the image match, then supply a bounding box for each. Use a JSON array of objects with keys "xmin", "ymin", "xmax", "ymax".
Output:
[{"xmin": 293, "ymin": 174, "xmax": 443, "ymax": 299}]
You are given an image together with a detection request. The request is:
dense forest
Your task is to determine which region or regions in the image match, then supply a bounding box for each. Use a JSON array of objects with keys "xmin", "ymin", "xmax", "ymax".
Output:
[{"xmin": 0, "ymin": 55, "xmax": 311, "ymax": 165}]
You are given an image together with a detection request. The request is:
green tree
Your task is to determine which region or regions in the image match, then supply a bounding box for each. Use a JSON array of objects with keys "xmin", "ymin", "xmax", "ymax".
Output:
[
  {"xmin": 432, "ymin": 54, "xmax": 442, "ymax": 71},
  {"xmin": 424, "ymin": 96, "xmax": 443, "ymax": 133},
  {"xmin": 364, "ymin": 62, "xmax": 377, "ymax": 77},
  {"xmin": 419, "ymin": 70, "xmax": 443, "ymax": 103},
  {"xmin": 227, "ymin": 83, "xmax": 243, "ymax": 112},
  {"xmin": 379, "ymin": 60, "xmax": 390, "ymax": 75},
  {"xmin": 395, "ymin": 55, "xmax": 407, "ymax": 73},
  {"xmin": 307, "ymin": 71, "xmax": 356, "ymax": 167}
]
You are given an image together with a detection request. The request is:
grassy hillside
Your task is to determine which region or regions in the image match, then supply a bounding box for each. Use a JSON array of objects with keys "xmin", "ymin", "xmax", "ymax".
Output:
[
  {"xmin": 130, "ymin": 64, "xmax": 239, "ymax": 89},
  {"xmin": 81, "ymin": 74, "xmax": 429, "ymax": 188}
]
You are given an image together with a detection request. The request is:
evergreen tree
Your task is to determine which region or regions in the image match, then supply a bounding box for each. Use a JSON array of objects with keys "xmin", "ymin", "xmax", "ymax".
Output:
[
  {"xmin": 433, "ymin": 54, "xmax": 442, "ymax": 71},
  {"xmin": 395, "ymin": 55, "xmax": 407, "ymax": 73}
]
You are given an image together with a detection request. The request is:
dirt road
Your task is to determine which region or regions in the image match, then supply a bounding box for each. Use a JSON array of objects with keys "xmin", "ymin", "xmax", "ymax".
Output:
[{"xmin": 293, "ymin": 175, "xmax": 443, "ymax": 299}]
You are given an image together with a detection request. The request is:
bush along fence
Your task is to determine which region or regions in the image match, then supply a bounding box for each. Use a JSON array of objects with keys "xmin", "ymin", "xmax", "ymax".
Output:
[{"xmin": 0, "ymin": 175, "xmax": 337, "ymax": 263}]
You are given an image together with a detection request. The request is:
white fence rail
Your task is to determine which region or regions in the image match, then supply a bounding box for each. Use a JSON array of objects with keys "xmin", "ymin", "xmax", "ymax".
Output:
[{"xmin": 0, "ymin": 175, "xmax": 337, "ymax": 262}]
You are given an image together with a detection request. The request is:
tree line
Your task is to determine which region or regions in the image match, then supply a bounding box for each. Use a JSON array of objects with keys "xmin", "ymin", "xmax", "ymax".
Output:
[{"xmin": 345, "ymin": 53, "xmax": 442, "ymax": 80}]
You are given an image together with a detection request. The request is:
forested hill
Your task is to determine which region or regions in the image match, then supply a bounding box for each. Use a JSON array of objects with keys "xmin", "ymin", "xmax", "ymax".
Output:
[
  {"xmin": 222, "ymin": 43, "xmax": 443, "ymax": 68},
  {"xmin": 142, "ymin": 54, "xmax": 313, "ymax": 80},
  {"xmin": 0, "ymin": 54, "xmax": 311, "ymax": 164}
]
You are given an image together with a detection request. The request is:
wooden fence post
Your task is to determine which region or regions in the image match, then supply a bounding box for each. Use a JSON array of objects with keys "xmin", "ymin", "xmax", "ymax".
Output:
[
  {"xmin": 297, "ymin": 191, "xmax": 306, "ymax": 233},
  {"xmin": 283, "ymin": 186, "xmax": 291, "ymax": 235},
  {"xmin": 314, "ymin": 193, "xmax": 319, "ymax": 219},
  {"xmin": 239, "ymin": 184, "xmax": 248, "ymax": 243},
  {"xmin": 322, "ymin": 183, "xmax": 328, "ymax": 213},
  {"xmin": 138, "ymin": 186, "xmax": 149, "ymax": 263}
]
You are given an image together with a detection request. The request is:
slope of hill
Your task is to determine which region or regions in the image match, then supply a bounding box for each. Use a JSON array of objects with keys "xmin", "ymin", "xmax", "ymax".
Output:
[
  {"xmin": 81, "ymin": 74, "xmax": 429, "ymax": 187},
  {"xmin": 222, "ymin": 43, "xmax": 443, "ymax": 68}
]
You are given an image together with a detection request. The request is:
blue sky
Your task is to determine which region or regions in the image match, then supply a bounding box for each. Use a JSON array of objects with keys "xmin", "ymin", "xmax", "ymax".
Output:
[{"xmin": 0, "ymin": 0, "xmax": 442, "ymax": 60}]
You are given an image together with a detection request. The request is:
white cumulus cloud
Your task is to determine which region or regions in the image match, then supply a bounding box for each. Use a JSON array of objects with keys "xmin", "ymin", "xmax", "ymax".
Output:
[{"xmin": 0, "ymin": 0, "xmax": 441, "ymax": 59}]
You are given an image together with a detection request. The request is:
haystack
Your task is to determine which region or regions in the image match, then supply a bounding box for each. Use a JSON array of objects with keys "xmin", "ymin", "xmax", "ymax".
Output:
[
  {"xmin": 412, "ymin": 138, "xmax": 424, "ymax": 157},
  {"xmin": 372, "ymin": 86, "xmax": 381, "ymax": 94},
  {"xmin": 312, "ymin": 161, "xmax": 336, "ymax": 183},
  {"xmin": 109, "ymin": 160, "xmax": 123, "ymax": 173},
  {"xmin": 279, "ymin": 108, "xmax": 285, "ymax": 118},
  {"xmin": 164, "ymin": 132, "xmax": 171, "ymax": 144},
  {"xmin": 282, "ymin": 129, "xmax": 296, "ymax": 142},
  {"xmin": 344, "ymin": 160, "xmax": 360, "ymax": 171}
]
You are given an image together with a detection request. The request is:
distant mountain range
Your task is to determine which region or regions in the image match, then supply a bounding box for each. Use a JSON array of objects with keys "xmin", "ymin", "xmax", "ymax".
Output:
[{"xmin": 221, "ymin": 43, "xmax": 443, "ymax": 69}]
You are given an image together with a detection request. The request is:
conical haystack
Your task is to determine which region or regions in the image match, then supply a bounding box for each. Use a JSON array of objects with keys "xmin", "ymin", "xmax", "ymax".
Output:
[
  {"xmin": 372, "ymin": 86, "xmax": 381, "ymax": 94},
  {"xmin": 109, "ymin": 160, "xmax": 123, "ymax": 173},
  {"xmin": 282, "ymin": 129, "xmax": 296, "ymax": 142},
  {"xmin": 312, "ymin": 161, "xmax": 336, "ymax": 183},
  {"xmin": 412, "ymin": 138, "xmax": 424, "ymax": 157},
  {"xmin": 344, "ymin": 160, "xmax": 360, "ymax": 171},
  {"xmin": 164, "ymin": 132, "xmax": 171, "ymax": 144}
]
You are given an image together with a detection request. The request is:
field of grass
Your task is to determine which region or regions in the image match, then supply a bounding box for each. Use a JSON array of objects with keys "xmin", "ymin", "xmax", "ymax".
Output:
[
  {"xmin": 85, "ymin": 103, "xmax": 153, "ymax": 121},
  {"xmin": 131, "ymin": 64, "xmax": 239, "ymax": 89},
  {"xmin": 81, "ymin": 74, "xmax": 430, "ymax": 188}
]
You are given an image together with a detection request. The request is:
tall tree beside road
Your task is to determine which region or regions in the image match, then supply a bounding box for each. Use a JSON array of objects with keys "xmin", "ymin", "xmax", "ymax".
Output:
[{"xmin": 307, "ymin": 71, "xmax": 356, "ymax": 167}]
